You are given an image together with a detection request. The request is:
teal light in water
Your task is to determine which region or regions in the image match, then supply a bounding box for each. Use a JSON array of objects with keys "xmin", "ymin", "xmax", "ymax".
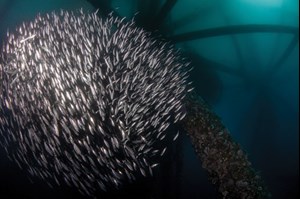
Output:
[{"xmin": 242, "ymin": 0, "xmax": 283, "ymax": 7}]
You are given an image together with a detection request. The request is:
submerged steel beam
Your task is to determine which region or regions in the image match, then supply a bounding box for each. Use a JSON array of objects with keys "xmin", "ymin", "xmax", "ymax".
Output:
[{"xmin": 170, "ymin": 24, "xmax": 299, "ymax": 43}]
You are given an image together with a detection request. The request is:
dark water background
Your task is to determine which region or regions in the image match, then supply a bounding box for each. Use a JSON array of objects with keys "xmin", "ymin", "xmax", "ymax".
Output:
[{"xmin": 0, "ymin": 0, "xmax": 298, "ymax": 198}]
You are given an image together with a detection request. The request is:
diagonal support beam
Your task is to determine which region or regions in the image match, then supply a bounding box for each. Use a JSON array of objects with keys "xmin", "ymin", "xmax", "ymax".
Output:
[
  {"xmin": 181, "ymin": 92, "xmax": 271, "ymax": 198},
  {"xmin": 268, "ymin": 33, "xmax": 299, "ymax": 77},
  {"xmin": 152, "ymin": 0, "xmax": 178, "ymax": 28}
]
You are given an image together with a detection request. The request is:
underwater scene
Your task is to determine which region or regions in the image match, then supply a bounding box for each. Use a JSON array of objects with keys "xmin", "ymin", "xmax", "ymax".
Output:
[{"xmin": 0, "ymin": 0, "xmax": 298, "ymax": 198}]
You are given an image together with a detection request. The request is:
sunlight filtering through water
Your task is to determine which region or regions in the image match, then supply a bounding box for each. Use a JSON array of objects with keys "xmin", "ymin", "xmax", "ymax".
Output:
[{"xmin": 242, "ymin": 0, "xmax": 283, "ymax": 7}]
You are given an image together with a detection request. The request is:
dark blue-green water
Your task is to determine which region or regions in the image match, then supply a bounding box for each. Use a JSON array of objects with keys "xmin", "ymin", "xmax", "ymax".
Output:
[{"xmin": 0, "ymin": 0, "xmax": 298, "ymax": 198}]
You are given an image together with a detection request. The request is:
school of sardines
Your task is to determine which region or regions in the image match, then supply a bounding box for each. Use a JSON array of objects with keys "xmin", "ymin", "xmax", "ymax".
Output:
[{"xmin": 0, "ymin": 10, "xmax": 191, "ymax": 196}]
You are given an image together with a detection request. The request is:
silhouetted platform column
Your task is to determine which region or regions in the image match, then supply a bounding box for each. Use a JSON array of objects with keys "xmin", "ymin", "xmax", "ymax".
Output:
[{"xmin": 182, "ymin": 92, "xmax": 270, "ymax": 198}]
